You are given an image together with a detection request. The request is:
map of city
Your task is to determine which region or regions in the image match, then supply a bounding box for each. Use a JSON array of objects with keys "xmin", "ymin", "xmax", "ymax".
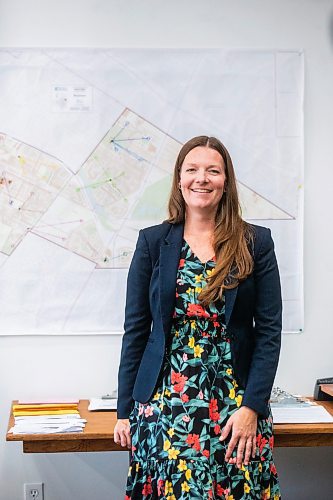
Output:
[
  {"xmin": 0, "ymin": 109, "xmax": 293, "ymax": 269},
  {"xmin": 0, "ymin": 48, "xmax": 303, "ymax": 333}
]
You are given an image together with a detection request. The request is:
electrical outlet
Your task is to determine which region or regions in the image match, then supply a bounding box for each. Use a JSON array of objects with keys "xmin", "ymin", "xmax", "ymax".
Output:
[{"xmin": 24, "ymin": 483, "xmax": 44, "ymax": 500}]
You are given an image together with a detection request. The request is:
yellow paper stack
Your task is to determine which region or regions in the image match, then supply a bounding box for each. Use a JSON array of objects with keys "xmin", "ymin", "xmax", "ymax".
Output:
[{"xmin": 13, "ymin": 402, "xmax": 80, "ymax": 417}]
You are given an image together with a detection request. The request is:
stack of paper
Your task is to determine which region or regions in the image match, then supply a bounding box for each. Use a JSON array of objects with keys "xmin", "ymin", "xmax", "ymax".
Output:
[
  {"xmin": 272, "ymin": 404, "xmax": 333, "ymax": 424},
  {"xmin": 9, "ymin": 400, "xmax": 87, "ymax": 434},
  {"xmin": 270, "ymin": 388, "xmax": 333, "ymax": 423},
  {"xmin": 88, "ymin": 397, "xmax": 117, "ymax": 411}
]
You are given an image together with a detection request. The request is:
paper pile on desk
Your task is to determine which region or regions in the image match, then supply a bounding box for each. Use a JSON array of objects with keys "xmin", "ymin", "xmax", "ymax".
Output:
[
  {"xmin": 270, "ymin": 387, "xmax": 333, "ymax": 423},
  {"xmin": 88, "ymin": 397, "xmax": 117, "ymax": 411},
  {"xmin": 9, "ymin": 401, "xmax": 86, "ymax": 434},
  {"xmin": 272, "ymin": 404, "xmax": 333, "ymax": 424}
]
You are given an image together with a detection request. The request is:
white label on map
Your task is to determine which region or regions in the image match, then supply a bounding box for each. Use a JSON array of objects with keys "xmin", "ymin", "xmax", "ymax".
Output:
[{"xmin": 52, "ymin": 85, "xmax": 92, "ymax": 112}]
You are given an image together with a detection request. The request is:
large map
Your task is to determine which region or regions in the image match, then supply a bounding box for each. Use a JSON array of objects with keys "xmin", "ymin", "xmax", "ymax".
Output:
[{"xmin": 0, "ymin": 49, "xmax": 303, "ymax": 333}]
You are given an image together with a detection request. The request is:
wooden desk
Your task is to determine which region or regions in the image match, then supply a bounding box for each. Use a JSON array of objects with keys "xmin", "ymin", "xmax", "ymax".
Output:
[{"xmin": 6, "ymin": 400, "xmax": 333, "ymax": 453}]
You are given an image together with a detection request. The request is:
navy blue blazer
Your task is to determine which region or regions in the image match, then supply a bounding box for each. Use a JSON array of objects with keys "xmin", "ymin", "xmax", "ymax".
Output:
[{"xmin": 117, "ymin": 222, "xmax": 282, "ymax": 419}]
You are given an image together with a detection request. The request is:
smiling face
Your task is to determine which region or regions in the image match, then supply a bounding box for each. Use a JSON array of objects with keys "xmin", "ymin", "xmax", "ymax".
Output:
[{"xmin": 179, "ymin": 146, "xmax": 226, "ymax": 216}]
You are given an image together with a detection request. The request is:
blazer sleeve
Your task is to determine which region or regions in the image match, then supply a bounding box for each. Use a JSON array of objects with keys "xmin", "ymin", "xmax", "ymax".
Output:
[
  {"xmin": 117, "ymin": 229, "xmax": 153, "ymax": 419},
  {"xmin": 242, "ymin": 228, "xmax": 282, "ymax": 417}
]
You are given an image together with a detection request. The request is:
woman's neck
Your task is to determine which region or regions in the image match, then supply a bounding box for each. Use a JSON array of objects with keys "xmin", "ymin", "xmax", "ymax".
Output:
[{"xmin": 184, "ymin": 210, "xmax": 216, "ymax": 237}]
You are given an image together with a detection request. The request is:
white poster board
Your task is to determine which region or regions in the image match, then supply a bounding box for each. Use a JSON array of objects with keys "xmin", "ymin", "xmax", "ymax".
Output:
[{"xmin": 0, "ymin": 49, "xmax": 303, "ymax": 334}]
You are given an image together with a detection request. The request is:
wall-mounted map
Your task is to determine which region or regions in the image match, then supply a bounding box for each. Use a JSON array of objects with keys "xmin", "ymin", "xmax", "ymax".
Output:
[{"xmin": 0, "ymin": 49, "xmax": 303, "ymax": 333}]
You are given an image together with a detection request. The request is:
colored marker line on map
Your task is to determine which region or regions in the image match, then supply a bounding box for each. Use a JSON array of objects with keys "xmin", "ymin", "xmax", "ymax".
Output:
[
  {"xmin": 76, "ymin": 174, "xmax": 125, "ymax": 198},
  {"xmin": 111, "ymin": 136, "xmax": 151, "ymax": 143},
  {"xmin": 110, "ymin": 141, "xmax": 147, "ymax": 162},
  {"xmin": 76, "ymin": 178, "xmax": 113, "ymax": 192},
  {"xmin": 31, "ymin": 229, "xmax": 67, "ymax": 241},
  {"xmin": 109, "ymin": 250, "xmax": 133, "ymax": 261},
  {"xmin": 111, "ymin": 120, "xmax": 130, "ymax": 142},
  {"xmin": 18, "ymin": 192, "xmax": 42, "ymax": 212},
  {"xmin": 18, "ymin": 207, "xmax": 43, "ymax": 213},
  {"xmin": 17, "ymin": 155, "xmax": 26, "ymax": 166}
]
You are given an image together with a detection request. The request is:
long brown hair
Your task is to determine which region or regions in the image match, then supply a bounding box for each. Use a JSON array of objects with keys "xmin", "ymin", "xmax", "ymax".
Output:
[{"xmin": 167, "ymin": 135, "xmax": 254, "ymax": 305}]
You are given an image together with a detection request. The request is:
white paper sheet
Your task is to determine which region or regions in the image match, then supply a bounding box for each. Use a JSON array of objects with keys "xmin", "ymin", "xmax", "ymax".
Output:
[
  {"xmin": 88, "ymin": 398, "xmax": 117, "ymax": 411},
  {"xmin": 272, "ymin": 405, "xmax": 333, "ymax": 424},
  {"xmin": 9, "ymin": 414, "xmax": 87, "ymax": 434}
]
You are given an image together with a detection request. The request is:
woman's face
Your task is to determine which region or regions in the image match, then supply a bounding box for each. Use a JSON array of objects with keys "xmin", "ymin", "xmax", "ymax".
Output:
[{"xmin": 179, "ymin": 146, "xmax": 226, "ymax": 215}]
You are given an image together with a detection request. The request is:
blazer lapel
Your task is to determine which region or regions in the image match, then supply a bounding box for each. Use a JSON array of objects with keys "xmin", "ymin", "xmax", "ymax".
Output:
[
  {"xmin": 159, "ymin": 223, "xmax": 184, "ymax": 338},
  {"xmin": 225, "ymin": 286, "xmax": 238, "ymax": 326}
]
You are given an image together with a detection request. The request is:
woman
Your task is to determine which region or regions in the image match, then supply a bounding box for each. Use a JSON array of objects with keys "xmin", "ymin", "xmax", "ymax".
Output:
[{"xmin": 114, "ymin": 136, "xmax": 282, "ymax": 499}]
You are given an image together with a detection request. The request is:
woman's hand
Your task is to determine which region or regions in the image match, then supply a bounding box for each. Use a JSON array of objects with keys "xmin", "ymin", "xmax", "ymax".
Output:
[
  {"xmin": 113, "ymin": 419, "xmax": 131, "ymax": 449},
  {"xmin": 219, "ymin": 406, "xmax": 257, "ymax": 468}
]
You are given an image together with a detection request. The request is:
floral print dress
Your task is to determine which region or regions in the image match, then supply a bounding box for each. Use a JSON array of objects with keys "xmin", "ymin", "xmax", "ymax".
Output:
[{"xmin": 125, "ymin": 240, "xmax": 281, "ymax": 500}]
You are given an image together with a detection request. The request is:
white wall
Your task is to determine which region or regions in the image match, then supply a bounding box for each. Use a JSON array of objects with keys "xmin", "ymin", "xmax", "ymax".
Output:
[{"xmin": 0, "ymin": 1, "xmax": 333, "ymax": 499}]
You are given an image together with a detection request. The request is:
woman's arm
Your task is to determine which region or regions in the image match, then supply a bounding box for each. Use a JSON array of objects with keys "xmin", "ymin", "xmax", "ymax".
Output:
[
  {"xmin": 116, "ymin": 229, "xmax": 153, "ymax": 419},
  {"xmin": 241, "ymin": 227, "xmax": 282, "ymax": 415},
  {"xmin": 220, "ymin": 227, "xmax": 282, "ymax": 466}
]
